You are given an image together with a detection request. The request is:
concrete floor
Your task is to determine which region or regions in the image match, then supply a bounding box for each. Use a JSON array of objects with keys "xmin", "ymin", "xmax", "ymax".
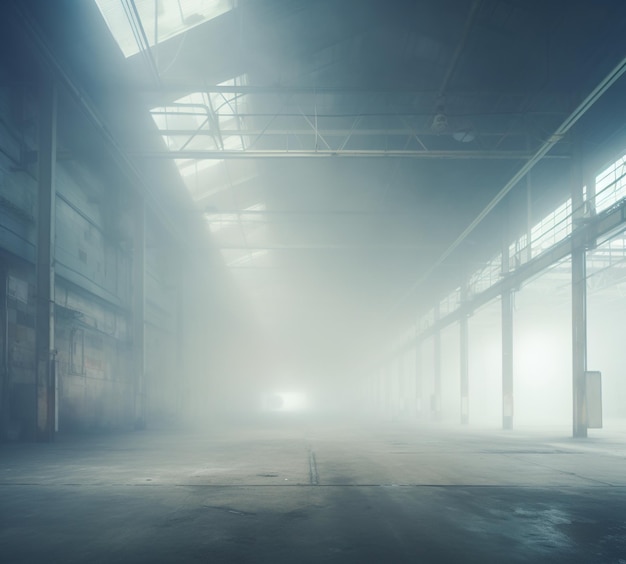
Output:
[{"xmin": 1, "ymin": 417, "xmax": 626, "ymax": 563}]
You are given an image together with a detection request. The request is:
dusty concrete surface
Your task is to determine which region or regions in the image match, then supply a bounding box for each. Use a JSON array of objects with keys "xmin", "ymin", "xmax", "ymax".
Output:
[{"xmin": 1, "ymin": 418, "xmax": 626, "ymax": 563}]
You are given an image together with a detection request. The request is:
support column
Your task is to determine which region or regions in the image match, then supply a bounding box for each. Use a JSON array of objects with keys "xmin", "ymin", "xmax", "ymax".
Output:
[
  {"xmin": 379, "ymin": 367, "xmax": 385, "ymax": 415},
  {"xmin": 572, "ymin": 150, "xmax": 588, "ymax": 438},
  {"xmin": 433, "ymin": 305, "xmax": 442, "ymax": 420},
  {"xmin": 0, "ymin": 268, "xmax": 8, "ymax": 436},
  {"xmin": 571, "ymin": 247, "xmax": 587, "ymax": 437},
  {"xmin": 525, "ymin": 129, "xmax": 534, "ymax": 263},
  {"xmin": 459, "ymin": 293, "xmax": 469, "ymax": 424},
  {"xmin": 397, "ymin": 350, "xmax": 405, "ymax": 417},
  {"xmin": 501, "ymin": 216, "xmax": 514, "ymax": 430},
  {"xmin": 414, "ymin": 341, "xmax": 422, "ymax": 416},
  {"xmin": 501, "ymin": 288, "xmax": 514, "ymax": 429},
  {"xmin": 35, "ymin": 78, "xmax": 57, "ymax": 441},
  {"xmin": 526, "ymin": 172, "xmax": 533, "ymax": 262},
  {"xmin": 175, "ymin": 257, "xmax": 184, "ymax": 417},
  {"xmin": 132, "ymin": 195, "xmax": 145, "ymax": 429}
]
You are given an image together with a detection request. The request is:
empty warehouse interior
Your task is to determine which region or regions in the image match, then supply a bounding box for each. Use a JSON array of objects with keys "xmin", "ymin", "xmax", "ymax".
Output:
[{"xmin": 2, "ymin": 0, "xmax": 626, "ymax": 562}]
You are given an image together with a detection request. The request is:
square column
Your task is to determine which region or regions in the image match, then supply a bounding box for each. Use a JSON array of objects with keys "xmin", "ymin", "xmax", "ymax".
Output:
[
  {"xmin": 460, "ymin": 313, "xmax": 469, "ymax": 424},
  {"xmin": 433, "ymin": 305, "xmax": 442, "ymax": 420},
  {"xmin": 501, "ymin": 210, "xmax": 514, "ymax": 430},
  {"xmin": 35, "ymin": 79, "xmax": 57, "ymax": 441},
  {"xmin": 501, "ymin": 288, "xmax": 514, "ymax": 430},
  {"xmin": 132, "ymin": 195, "xmax": 145, "ymax": 429},
  {"xmin": 571, "ymin": 150, "xmax": 589, "ymax": 438}
]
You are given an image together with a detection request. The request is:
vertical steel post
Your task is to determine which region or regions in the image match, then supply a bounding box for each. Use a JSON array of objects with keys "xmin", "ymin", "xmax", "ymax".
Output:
[
  {"xmin": 415, "ymin": 340, "xmax": 422, "ymax": 416},
  {"xmin": 433, "ymin": 304, "xmax": 442, "ymax": 420},
  {"xmin": 379, "ymin": 367, "xmax": 385, "ymax": 415},
  {"xmin": 526, "ymin": 130, "xmax": 534, "ymax": 263},
  {"xmin": 0, "ymin": 269, "xmax": 8, "ymax": 433},
  {"xmin": 526, "ymin": 174, "xmax": 533, "ymax": 262},
  {"xmin": 501, "ymin": 206, "xmax": 514, "ymax": 430},
  {"xmin": 397, "ymin": 350, "xmax": 405, "ymax": 417},
  {"xmin": 384, "ymin": 363, "xmax": 391, "ymax": 418},
  {"xmin": 501, "ymin": 289, "xmax": 514, "ymax": 430},
  {"xmin": 572, "ymin": 146, "xmax": 588, "ymax": 438},
  {"xmin": 132, "ymin": 195, "xmax": 145, "ymax": 429},
  {"xmin": 36, "ymin": 78, "xmax": 57, "ymax": 441},
  {"xmin": 460, "ymin": 287, "xmax": 469, "ymax": 424},
  {"xmin": 175, "ymin": 252, "xmax": 185, "ymax": 417}
]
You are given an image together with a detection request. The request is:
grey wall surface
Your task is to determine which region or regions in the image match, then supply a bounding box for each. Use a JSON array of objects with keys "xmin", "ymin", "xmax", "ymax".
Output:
[{"xmin": 0, "ymin": 58, "xmax": 185, "ymax": 439}]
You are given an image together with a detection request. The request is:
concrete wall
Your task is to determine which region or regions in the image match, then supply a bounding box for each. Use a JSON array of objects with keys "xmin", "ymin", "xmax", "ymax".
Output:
[{"xmin": 0, "ymin": 56, "xmax": 184, "ymax": 439}]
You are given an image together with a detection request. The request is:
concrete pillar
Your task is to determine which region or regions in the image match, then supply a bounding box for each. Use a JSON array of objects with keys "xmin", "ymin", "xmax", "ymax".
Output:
[
  {"xmin": 378, "ymin": 364, "xmax": 388, "ymax": 418},
  {"xmin": 571, "ymin": 248, "xmax": 587, "ymax": 437},
  {"xmin": 132, "ymin": 195, "xmax": 145, "ymax": 429},
  {"xmin": 460, "ymin": 311, "xmax": 469, "ymax": 425},
  {"xmin": 572, "ymin": 149, "xmax": 588, "ymax": 438},
  {"xmin": 501, "ymin": 288, "xmax": 514, "ymax": 430},
  {"xmin": 525, "ymin": 130, "xmax": 534, "ymax": 263},
  {"xmin": 414, "ymin": 341, "xmax": 421, "ymax": 416},
  {"xmin": 397, "ymin": 350, "xmax": 405, "ymax": 416},
  {"xmin": 501, "ymin": 213, "xmax": 514, "ymax": 430},
  {"xmin": 0, "ymin": 268, "xmax": 8, "ymax": 434},
  {"xmin": 35, "ymin": 78, "xmax": 57, "ymax": 441},
  {"xmin": 175, "ymin": 256, "xmax": 185, "ymax": 417},
  {"xmin": 433, "ymin": 305, "xmax": 442, "ymax": 420},
  {"xmin": 379, "ymin": 368, "xmax": 385, "ymax": 415}
]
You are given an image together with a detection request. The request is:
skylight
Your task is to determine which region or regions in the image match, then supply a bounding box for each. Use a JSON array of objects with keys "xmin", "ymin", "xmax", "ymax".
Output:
[
  {"xmin": 94, "ymin": 0, "xmax": 235, "ymax": 58},
  {"xmin": 150, "ymin": 76, "xmax": 250, "ymax": 193},
  {"xmin": 175, "ymin": 158, "xmax": 221, "ymax": 178},
  {"xmin": 204, "ymin": 203, "xmax": 267, "ymax": 234},
  {"xmin": 148, "ymin": 75, "xmax": 261, "ymax": 270}
]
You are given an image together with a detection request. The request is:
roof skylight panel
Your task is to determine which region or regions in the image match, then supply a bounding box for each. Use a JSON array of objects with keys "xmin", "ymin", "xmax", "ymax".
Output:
[{"xmin": 95, "ymin": 0, "xmax": 235, "ymax": 58}]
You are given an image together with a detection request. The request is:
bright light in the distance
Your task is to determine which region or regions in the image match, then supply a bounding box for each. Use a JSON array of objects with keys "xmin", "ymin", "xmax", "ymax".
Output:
[{"xmin": 260, "ymin": 392, "xmax": 309, "ymax": 413}]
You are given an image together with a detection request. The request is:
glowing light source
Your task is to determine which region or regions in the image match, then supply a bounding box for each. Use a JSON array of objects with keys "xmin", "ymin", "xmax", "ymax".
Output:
[{"xmin": 260, "ymin": 392, "xmax": 309, "ymax": 413}]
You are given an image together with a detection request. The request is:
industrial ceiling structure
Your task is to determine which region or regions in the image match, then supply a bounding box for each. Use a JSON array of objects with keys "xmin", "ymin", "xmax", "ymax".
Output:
[
  {"xmin": 7, "ymin": 5, "xmax": 626, "ymax": 560},
  {"xmin": 6, "ymin": 0, "xmax": 626, "ymax": 400}
]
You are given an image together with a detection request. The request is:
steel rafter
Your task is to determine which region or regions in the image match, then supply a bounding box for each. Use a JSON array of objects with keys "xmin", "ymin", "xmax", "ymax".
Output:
[{"xmin": 133, "ymin": 149, "xmax": 566, "ymax": 160}]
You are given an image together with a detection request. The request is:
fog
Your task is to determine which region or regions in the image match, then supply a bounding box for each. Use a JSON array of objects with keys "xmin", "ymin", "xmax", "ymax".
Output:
[
  {"xmin": 1, "ymin": 0, "xmax": 619, "ymax": 446},
  {"xmin": 7, "ymin": 2, "xmax": 626, "ymax": 562},
  {"xmin": 141, "ymin": 131, "xmax": 626, "ymax": 438},
  {"xmin": 168, "ymin": 194, "xmax": 626, "ymax": 437}
]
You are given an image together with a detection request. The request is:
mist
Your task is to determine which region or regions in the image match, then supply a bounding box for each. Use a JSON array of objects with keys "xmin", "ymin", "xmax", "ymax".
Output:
[{"xmin": 4, "ymin": 1, "xmax": 626, "ymax": 562}]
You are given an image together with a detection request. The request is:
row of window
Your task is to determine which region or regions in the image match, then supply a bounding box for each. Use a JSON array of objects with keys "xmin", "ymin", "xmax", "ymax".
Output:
[{"xmin": 411, "ymin": 150, "xmax": 626, "ymax": 343}]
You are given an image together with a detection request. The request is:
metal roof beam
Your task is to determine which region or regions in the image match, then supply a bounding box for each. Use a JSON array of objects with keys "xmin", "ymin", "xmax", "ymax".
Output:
[
  {"xmin": 215, "ymin": 244, "xmax": 439, "ymax": 250},
  {"xmin": 392, "ymin": 53, "xmax": 626, "ymax": 310},
  {"xmin": 153, "ymin": 128, "xmax": 522, "ymax": 138},
  {"xmin": 133, "ymin": 149, "xmax": 568, "ymax": 160}
]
